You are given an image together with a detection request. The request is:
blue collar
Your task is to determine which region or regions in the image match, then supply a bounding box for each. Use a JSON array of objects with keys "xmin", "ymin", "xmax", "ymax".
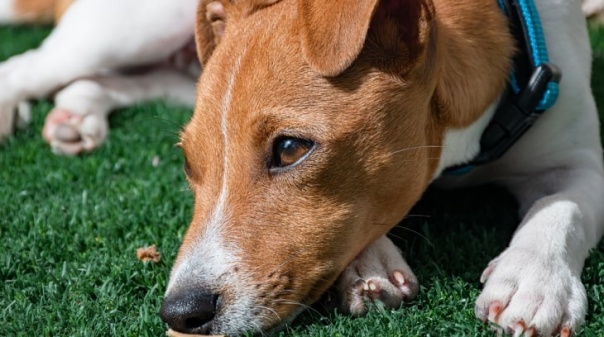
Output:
[{"xmin": 444, "ymin": 0, "xmax": 561, "ymax": 175}]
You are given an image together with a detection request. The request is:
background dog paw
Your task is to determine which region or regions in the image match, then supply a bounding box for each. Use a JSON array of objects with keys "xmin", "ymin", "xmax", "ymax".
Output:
[
  {"xmin": 42, "ymin": 109, "xmax": 109, "ymax": 155},
  {"xmin": 335, "ymin": 236, "xmax": 418, "ymax": 316},
  {"xmin": 475, "ymin": 247, "xmax": 587, "ymax": 337}
]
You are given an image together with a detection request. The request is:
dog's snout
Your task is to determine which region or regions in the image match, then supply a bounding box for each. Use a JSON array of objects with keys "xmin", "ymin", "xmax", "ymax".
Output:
[{"xmin": 160, "ymin": 289, "xmax": 220, "ymax": 334}]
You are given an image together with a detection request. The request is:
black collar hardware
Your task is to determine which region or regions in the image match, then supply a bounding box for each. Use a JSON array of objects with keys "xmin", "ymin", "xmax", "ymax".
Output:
[{"xmin": 443, "ymin": 0, "xmax": 562, "ymax": 175}]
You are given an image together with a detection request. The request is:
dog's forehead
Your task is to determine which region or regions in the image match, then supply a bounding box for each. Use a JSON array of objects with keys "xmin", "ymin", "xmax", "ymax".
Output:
[
  {"xmin": 184, "ymin": 7, "xmax": 336, "ymax": 142},
  {"xmin": 182, "ymin": 0, "xmax": 416, "ymax": 151}
]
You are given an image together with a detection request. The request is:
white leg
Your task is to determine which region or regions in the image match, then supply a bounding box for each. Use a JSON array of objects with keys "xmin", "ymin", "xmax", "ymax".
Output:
[
  {"xmin": 0, "ymin": 0, "xmax": 197, "ymax": 140},
  {"xmin": 476, "ymin": 161, "xmax": 604, "ymax": 336},
  {"xmin": 336, "ymin": 236, "xmax": 419, "ymax": 316},
  {"xmin": 42, "ymin": 68, "xmax": 196, "ymax": 155},
  {"xmin": 582, "ymin": 0, "xmax": 604, "ymax": 17}
]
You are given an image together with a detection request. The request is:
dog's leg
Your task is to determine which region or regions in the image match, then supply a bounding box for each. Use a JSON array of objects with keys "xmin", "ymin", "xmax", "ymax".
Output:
[
  {"xmin": 0, "ymin": 0, "xmax": 197, "ymax": 141},
  {"xmin": 475, "ymin": 164, "xmax": 604, "ymax": 336},
  {"xmin": 42, "ymin": 68, "xmax": 196, "ymax": 155},
  {"xmin": 335, "ymin": 235, "xmax": 419, "ymax": 316},
  {"xmin": 583, "ymin": 0, "xmax": 604, "ymax": 17}
]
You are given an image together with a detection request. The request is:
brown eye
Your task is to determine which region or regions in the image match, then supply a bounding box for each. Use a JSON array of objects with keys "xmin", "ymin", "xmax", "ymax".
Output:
[{"xmin": 271, "ymin": 137, "xmax": 315, "ymax": 170}]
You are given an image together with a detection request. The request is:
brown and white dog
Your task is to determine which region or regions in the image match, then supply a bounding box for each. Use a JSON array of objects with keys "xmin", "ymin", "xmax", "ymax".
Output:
[
  {"xmin": 160, "ymin": 0, "xmax": 604, "ymax": 336},
  {"xmin": 0, "ymin": 0, "xmax": 200, "ymax": 154},
  {"xmin": 0, "ymin": 0, "xmax": 600, "ymax": 155}
]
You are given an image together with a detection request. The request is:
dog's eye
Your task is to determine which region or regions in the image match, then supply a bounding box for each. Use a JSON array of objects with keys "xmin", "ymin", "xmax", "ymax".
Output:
[{"xmin": 271, "ymin": 137, "xmax": 315, "ymax": 170}]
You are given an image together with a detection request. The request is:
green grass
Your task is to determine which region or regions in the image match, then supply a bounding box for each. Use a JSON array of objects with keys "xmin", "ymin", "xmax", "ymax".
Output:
[{"xmin": 1, "ymin": 23, "xmax": 603, "ymax": 337}]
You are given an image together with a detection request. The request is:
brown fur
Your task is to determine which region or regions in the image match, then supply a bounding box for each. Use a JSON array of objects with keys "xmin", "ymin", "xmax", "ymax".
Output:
[
  {"xmin": 177, "ymin": 0, "xmax": 515, "ymax": 325},
  {"xmin": 53, "ymin": 0, "xmax": 74, "ymax": 21},
  {"xmin": 14, "ymin": 0, "xmax": 75, "ymax": 23}
]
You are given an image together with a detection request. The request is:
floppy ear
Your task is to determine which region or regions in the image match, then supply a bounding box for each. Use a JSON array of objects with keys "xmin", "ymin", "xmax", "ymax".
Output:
[
  {"xmin": 195, "ymin": 0, "xmax": 227, "ymax": 65},
  {"xmin": 298, "ymin": 0, "xmax": 434, "ymax": 77}
]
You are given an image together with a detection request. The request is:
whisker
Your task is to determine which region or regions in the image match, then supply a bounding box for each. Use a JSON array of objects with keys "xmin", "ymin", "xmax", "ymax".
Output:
[
  {"xmin": 159, "ymin": 129, "xmax": 181, "ymax": 137},
  {"xmin": 390, "ymin": 145, "xmax": 443, "ymax": 155},
  {"xmin": 152, "ymin": 115, "xmax": 185, "ymax": 128},
  {"xmin": 271, "ymin": 299, "xmax": 322, "ymax": 317},
  {"xmin": 404, "ymin": 214, "xmax": 431, "ymax": 218},
  {"xmin": 253, "ymin": 305, "xmax": 281, "ymax": 321},
  {"xmin": 249, "ymin": 320, "xmax": 265, "ymax": 337},
  {"xmin": 389, "ymin": 224, "xmax": 433, "ymax": 247}
]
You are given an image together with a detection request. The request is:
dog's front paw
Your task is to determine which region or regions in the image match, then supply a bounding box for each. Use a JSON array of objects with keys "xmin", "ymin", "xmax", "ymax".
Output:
[
  {"xmin": 335, "ymin": 236, "xmax": 418, "ymax": 316},
  {"xmin": 476, "ymin": 247, "xmax": 587, "ymax": 337},
  {"xmin": 42, "ymin": 108, "xmax": 108, "ymax": 155}
]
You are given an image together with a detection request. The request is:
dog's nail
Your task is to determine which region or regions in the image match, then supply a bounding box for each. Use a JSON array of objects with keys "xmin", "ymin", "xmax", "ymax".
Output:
[
  {"xmin": 488, "ymin": 302, "xmax": 503, "ymax": 322},
  {"xmin": 512, "ymin": 321, "xmax": 525, "ymax": 337},
  {"xmin": 393, "ymin": 271, "xmax": 405, "ymax": 285},
  {"xmin": 368, "ymin": 281, "xmax": 378, "ymax": 292},
  {"xmin": 480, "ymin": 264, "xmax": 495, "ymax": 283},
  {"xmin": 475, "ymin": 305, "xmax": 488, "ymax": 322},
  {"xmin": 524, "ymin": 327, "xmax": 536, "ymax": 337}
]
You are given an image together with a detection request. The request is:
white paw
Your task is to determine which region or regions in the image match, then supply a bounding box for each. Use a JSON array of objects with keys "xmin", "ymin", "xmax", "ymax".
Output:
[
  {"xmin": 335, "ymin": 236, "xmax": 419, "ymax": 316},
  {"xmin": 475, "ymin": 247, "xmax": 587, "ymax": 337},
  {"xmin": 42, "ymin": 108, "xmax": 108, "ymax": 155}
]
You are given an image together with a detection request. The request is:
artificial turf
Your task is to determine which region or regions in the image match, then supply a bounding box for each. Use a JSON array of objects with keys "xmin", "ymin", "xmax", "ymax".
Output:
[{"xmin": 1, "ymin": 22, "xmax": 603, "ymax": 337}]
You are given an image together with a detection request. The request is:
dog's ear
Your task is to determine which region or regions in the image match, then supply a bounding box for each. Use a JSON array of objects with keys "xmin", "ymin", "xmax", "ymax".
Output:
[
  {"xmin": 195, "ymin": 0, "xmax": 227, "ymax": 65},
  {"xmin": 298, "ymin": 0, "xmax": 434, "ymax": 77}
]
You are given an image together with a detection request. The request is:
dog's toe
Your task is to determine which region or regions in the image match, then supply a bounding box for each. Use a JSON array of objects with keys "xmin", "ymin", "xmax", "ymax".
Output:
[
  {"xmin": 475, "ymin": 247, "xmax": 587, "ymax": 337},
  {"xmin": 335, "ymin": 236, "xmax": 418, "ymax": 316},
  {"xmin": 43, "ymin": 108, "xmax": 108, "ymax": 155},
  {"xmin": 340, "ymin": 270, "xmax": 416, "ymax": 316}
]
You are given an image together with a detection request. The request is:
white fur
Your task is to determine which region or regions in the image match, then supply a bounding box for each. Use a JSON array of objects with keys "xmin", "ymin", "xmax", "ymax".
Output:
[
  {"xmin": 0, "ymin": 0, "xmax": 199, "ymax": 151},
  {"xmin": 336, "ymin": 235, "xmax": 418, "ymax": 316},
  {"xmin": 46, "ymin": 69, "xmax": 197, "ymax": 155},
  {"xmin": 165, "ymin": 54, "xmax": 268, "ymax": 335},
  {"xmin": 434, "ymin": 99, "xmax": 498, "ymax": 179},
  {"xmin": 583, "ymin": 0, "xmax": 604, "ymax": 17},
  {"xmin": 166, "ymin": 54, "xmax": 243, "ymax": 295},
  {"xmin": 343, "ymin": 1, "xmax": 603, "ymax": 336},
  {"xmin": 2, "ymin": 0, "xmax": 601, "ymax": 335},
  {"xmin": 0, "ymin": 0, "xmax": 16, "ymax": 24}
]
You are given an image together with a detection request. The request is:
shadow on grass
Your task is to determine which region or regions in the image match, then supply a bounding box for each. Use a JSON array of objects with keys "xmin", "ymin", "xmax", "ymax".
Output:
[{"xmin": 284, "ymin": 186, "xmax": 518, "ymax": 331}]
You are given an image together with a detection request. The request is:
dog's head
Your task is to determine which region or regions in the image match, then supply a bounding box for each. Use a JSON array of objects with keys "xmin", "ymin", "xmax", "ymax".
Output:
[{"xmin": 161, "ymin": 0, "xmax": 513, "ymax": 334}]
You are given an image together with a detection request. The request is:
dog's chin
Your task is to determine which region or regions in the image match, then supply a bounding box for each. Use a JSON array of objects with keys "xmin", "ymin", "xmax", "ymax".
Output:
[{"xmin": 263, "ymin": 306, "xmax": 306, "ymax": 335}]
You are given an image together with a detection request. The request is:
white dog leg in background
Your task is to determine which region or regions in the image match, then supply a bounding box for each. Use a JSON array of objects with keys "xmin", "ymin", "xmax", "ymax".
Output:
[
  {"xmin": 336, "ymin": 235, "xmax": 419, "ymax": 316},
  {"xmin": 583, "ymin": 0, "xmax": 604, "ymax": 18},
  {"xmin": 475, "ymin": 161, "xmax": 604, "ymax": 336},
  {"xmin": 0, "ymin": 0, "xmax": 197, "ymax": 141},
  {"xmin": 42, "ymin": 68, "xmax": 197, "ymax": 155}
]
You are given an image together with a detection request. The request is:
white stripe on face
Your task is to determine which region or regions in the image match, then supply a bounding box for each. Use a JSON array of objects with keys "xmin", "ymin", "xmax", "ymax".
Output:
[{"xmin": 167, "ymin": 53, "xmax": 244, "ymax": 293}]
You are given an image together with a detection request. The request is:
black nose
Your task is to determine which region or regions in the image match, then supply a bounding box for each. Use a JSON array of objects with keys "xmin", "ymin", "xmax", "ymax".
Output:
[{"xmin": 160, "ymin": 289, "xmax": 219, "ymax": 334}]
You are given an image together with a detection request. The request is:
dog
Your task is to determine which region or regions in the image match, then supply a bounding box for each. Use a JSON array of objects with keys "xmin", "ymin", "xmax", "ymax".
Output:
[
  {"xmin": 160, "ymin": 0, "xmax": 604, "ymax": 336},
  {"xmin": 0, "ymin": 0, "xmax": 199, "ymax": 155},
  {"xmin": 583, "ymin": 0, "xmax": 604, "ymax": 20},
  {"xmin": 0, "ymin": 0, "xmax": 599, "ymax": 156}
]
